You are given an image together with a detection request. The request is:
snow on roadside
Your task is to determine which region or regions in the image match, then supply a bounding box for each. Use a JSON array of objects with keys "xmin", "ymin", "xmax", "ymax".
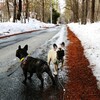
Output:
[
  {"xmin": 68, "ymin": 22, "xmax": 100, "ymax": 88},
  {"xmin": 0, "ymin": 18, "xmax": 55, "ymax": 37}
]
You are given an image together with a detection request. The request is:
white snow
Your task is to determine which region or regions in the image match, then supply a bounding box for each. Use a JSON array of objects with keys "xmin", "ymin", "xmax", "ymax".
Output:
[
  {"xmin": 0, "ymin": 18, "xmax": 55, "ymax": 37},
  {"xmin": 68, "ymin": 22, "xmax": 100, "ymax": 88}
]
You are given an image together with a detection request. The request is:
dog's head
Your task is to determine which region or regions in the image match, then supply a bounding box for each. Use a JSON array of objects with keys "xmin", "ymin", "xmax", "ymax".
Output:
[{"xmin": 16, "ymin": 45, "xmax": 28, "ymax": 59}]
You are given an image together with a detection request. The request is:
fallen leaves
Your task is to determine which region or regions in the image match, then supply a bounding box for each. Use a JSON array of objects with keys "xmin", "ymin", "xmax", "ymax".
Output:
[{"xmin": 64, "ymin": 27, "xmax": 100, "ymax": 100}]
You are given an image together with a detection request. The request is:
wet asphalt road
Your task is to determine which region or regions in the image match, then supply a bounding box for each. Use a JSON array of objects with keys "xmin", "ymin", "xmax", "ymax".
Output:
[
  {"xmin": 0, "ymin": 26, "xmax": 68, "ymax": 100},
  {"xmin": 0, "ymin": 57, "xmax": 67, "ymax": 100},
  {"xmin": 0, "ymin": 27, "xmax": 59, "ymax": 49},
  {"xmin": 0, "ymin": 66, "xmax": 67, "ymax": 100}
]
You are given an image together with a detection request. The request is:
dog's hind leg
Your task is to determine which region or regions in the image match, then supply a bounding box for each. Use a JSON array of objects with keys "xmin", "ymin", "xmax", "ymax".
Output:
[{"xmin": 37, "ymin": 73, "xmax": 44, "ymax": 89}]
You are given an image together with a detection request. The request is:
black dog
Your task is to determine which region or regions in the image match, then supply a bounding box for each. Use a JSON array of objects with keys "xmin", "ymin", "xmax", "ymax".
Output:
[{"xmin": 16, "ymin": 45, "xmax": 55, "ymax": 88}]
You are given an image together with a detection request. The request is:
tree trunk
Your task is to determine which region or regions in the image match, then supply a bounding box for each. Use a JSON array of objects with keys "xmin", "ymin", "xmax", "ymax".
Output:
[
  {"xmin": 25, "ymin": 0, "xmax": 29, "ymax": 19},
  {"xmin": 96, "ymin": 0, "xmax": 100, "ymax": 21},
  {"xmin": 81, "ymin": 0, "xmax": 85, "ymax": 24},
  {"xmin": 6, "ymin": 0, "xmax": 11, "ymax": 21},
  {"xmin": 42, "ymin": 0, "xmax": 44, "ymax": 22},
  {"xmin": 13, "ymin": 0, "xmax": 17, "ymax": 22},
  {"xmin": 17, "ymin": 0, "xmax": 22, "ymax": 20},
  {"xmin": 74, "ymin": 0, "xmax": 79, "ymax": 22},
  {"xmin": 85, "ymin": 0, "xmax": 89, "ymax": 24},
  {"xmin": 91, "ymin": 0, "xmax": 95, "ymax": 23},
  {"xmin": 70, "ymin": 0, "xmax": 79, "ymax": 22}
]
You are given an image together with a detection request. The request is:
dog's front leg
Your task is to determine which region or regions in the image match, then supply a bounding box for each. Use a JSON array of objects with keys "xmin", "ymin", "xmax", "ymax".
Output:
[
  {"xmin": 47, "ymin": 69, "xmax": 56, "ymax": 86},
  {"xmin": 37, "ymin": 73, "xmax": 44, "ymax": 89},
  {"xmin": 28, "ymin": 72, "xmax": 33, "ymax": 82},
  {"xmin": 23, "ymin": 70, "xmax": 27, "ymax": 84}
]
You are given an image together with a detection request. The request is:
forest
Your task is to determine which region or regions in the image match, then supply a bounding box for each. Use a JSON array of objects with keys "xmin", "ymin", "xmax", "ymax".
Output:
[{"xmin": 0, "ymin": 0, "xmax": 100, "ymax": 24}]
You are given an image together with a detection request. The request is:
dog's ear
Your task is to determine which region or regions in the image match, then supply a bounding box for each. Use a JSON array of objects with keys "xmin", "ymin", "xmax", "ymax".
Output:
[
  {"xmin": 24, "ymin": 45, "xmax": 28, "ymax": 51},
  {"xmin": 18, "ymin": 45, "xmax": 21, "ymax": 49}
]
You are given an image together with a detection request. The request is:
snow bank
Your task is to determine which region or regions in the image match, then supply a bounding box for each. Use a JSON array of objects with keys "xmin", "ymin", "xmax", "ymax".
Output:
[
  {"xmin": 68, "ymin": 22, "xmax": 100, "ymax": 84},
  {"xmin": 0, "ymin": 18, "xmax": 55, "ymax": 36}
]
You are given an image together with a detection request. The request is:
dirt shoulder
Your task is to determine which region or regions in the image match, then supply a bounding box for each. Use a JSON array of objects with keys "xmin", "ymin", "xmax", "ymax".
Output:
[{"xmin": 64, "ymin": 27, "xmax": 100, "ymax": 99}]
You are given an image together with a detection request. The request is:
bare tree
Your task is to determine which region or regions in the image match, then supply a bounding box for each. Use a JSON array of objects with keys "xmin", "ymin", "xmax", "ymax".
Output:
[
  {"xmin": 91, "ymin": 0, "xmax": 95, "ymax": 23},
  {"xmin": 6, "ymin": 0, "xmax": 11, "ymax": 20},
  {"xmin": 42, "ymin": 0, "xmax": 44, "ymax": 22},
  {"xmin": 74, "ymin": 0, "xmax": 79, "ymax": 22},
  {"xmin": 13, "ymin": 0, "xmax": 17, "ymax": 22},
  {"xmin": 81, "ymin": 0, "xmax": 85, "ymax": 24},
  {"xmin": 64, "ymin": 0, "xmax": 100, "ymax": 23},
  {"xmin": 31, "ymin": 0, "xmax": 52, "ymax": 22},
  {"xmin": 25, "ymin": 0, "xmax": 29, "ymax": 19},
  {"xmin": 95, "ymin": 0, "xmax": 100, "ymax": 21},
  {"xmin": 17, "ymin": 0, "xmax": 22, "ymax": 20},
  {"xmin": 85, "ymin": 0, "xmax": 89, "ymax": 21},
  {"xmin": 65, "ymin": 0, "xmax": 79, "ymax": 22}
]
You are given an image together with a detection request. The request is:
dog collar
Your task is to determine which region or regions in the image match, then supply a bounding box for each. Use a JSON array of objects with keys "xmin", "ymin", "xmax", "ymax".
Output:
[
  {"xmin": 20, "ymin": 57, "xmax": 25, "ymax": 62},
  {"xmin": 20, "ymin": 55, "xmax": 30, "ymax": 62}
]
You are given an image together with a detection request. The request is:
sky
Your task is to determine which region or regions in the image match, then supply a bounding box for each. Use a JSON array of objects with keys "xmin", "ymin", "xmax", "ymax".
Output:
[
  {"xmin": 0, "ymin": 0, "xmax": 4, "ymax": 2},
  {"xmin": 58, "ymin": 0, "xmax": 65, "ymax": 13}
]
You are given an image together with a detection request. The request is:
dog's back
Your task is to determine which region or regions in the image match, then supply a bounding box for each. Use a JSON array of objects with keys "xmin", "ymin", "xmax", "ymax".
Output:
[{"xmin": 23, "ymin": 56, "xmax": 49, "ymax": 73}]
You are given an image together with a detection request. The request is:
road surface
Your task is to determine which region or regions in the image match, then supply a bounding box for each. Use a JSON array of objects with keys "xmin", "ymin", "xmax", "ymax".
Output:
[
  {"xmin": 0, "ymin": 25, "xmax": 68, "ymax": 100},
  {"xmin": 0, "ymin": 26, "xmax": 61, "ymax": 73}
]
